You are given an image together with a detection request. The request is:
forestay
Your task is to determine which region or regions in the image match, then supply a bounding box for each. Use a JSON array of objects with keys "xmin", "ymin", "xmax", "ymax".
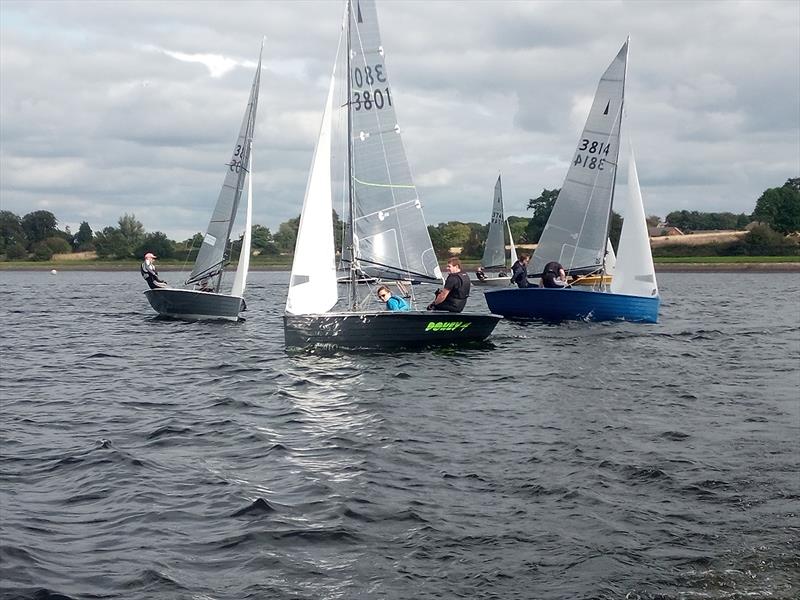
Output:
[
  {"xmin": 345, "ymin": 0, "xmax": 441, "ymax": 283},
  {"xmin": 482, "ymin": 175, "xmax": 506, "ymax": 269},
  {"xmin": 532, "ymin": 40, "xmax": 628, "ymax": 277},
  {"xmin": 188, "ymin": 52, "xmax": 262, "ymax": 285}
]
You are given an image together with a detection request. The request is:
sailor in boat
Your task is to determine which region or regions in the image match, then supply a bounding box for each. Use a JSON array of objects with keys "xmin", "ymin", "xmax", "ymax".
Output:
[
  {"xmin": 541, "ymin": 261, "xmax": 568, "ymax": 288},
  {"xmin": 376, "ymin": 286, "xmax": 409, "ymax": 312},
  {"xmin": 510, "ymin": 254, "xmax": 531, "ymax": 288},
  {"xmin": 140, "ymin": 252, "xmax": 168, "ymax": 289},
  {"xmin": 427, "ymin": 257, "xmax": 471, "ymax": 313},
  {"xmin": 195, "ymin": 277, "xmax": 215, "ymax": 293},
  {"xmin": 476, "ymin": 266, "xmax": 487, "ymax": 281}
]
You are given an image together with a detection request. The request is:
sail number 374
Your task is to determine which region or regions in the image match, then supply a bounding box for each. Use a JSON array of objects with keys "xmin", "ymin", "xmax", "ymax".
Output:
[
  {"xmin": 352, "ymin": 64, "xmax": 392, "ymax": 111},
  {"xmin": 573, "ymin": 138, "xmax": 611, "ymax": 171}
]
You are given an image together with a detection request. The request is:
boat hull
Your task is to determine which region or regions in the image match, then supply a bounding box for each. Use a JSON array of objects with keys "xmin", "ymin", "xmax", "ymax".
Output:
[
  {"xmin": 484, "ymin": 287, "xmax": 659, "ymax": 323},
  {"xmin": 472, "ymin": 276, "xmax": 512, "ymax": 287},
  {"xmin": 284, "ymin": 311, "xmax": 502, "ymax": 350},
  {"xmin": 144, "ymin": 288, "xmax": 244, "ymax": 321}
]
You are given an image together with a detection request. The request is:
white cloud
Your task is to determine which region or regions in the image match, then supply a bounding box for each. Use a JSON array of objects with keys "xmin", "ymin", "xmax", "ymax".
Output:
[{"xmin": 0, "ymin": 0, "xmax": 797, "ymax": 240}]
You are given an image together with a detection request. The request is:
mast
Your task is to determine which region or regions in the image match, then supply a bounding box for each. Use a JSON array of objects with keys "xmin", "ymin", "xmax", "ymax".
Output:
[
  {"xmin": 345, "ymin": 0, "xmax": 358, "ymax": 309},
  {"xmin": 601, "ymin": 37, "xmax": 628, "ymax": 279}
]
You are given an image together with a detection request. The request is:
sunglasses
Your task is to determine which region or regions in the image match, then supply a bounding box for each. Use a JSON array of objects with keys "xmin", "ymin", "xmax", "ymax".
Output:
[{"xmin": 378, "ymin": 292, "xmax": 389, "ymax": 299}]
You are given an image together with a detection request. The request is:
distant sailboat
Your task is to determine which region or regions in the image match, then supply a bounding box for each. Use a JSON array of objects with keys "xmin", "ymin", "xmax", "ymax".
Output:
[
  {"xmin": 283, "ymin": 0, "xmax": 501, "ymax": 349},
  {"xmin": 144, "ymin": 45, "xmax": 262, "ymax": 321},
  {"xmin": 485, "ymin": 39, "xmax": 659, "ymax": 323},
  {"xmin": 474, "ymin": 175, "xmax": 518, "ymax": 287}
]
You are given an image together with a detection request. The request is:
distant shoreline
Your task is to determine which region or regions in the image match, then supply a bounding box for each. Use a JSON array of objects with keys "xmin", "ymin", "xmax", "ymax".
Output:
[{"xmin": 1, "ymin": 262, "xmax": 799, "ymax": 273}]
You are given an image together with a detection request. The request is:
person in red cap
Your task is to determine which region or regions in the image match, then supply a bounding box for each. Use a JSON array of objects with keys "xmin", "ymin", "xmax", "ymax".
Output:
[{"xmin": 140, "ymin": 252, "xmax": 168, "ymax": 289}]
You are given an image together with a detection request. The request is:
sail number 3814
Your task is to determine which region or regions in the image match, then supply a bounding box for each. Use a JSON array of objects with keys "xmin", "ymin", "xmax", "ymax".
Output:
[
  {"xmin": 352, "ymin": 64, "xmax": 392, "ymax": 111},
  {"xmin": 573, "ymin": 138, "xmax": 611, "ymax": 171}
]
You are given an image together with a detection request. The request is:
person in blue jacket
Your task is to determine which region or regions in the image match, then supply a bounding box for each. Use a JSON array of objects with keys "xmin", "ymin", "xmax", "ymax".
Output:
[{"xmin": 376, "ymin": 285, "xmax": 409, "ymax": 311}]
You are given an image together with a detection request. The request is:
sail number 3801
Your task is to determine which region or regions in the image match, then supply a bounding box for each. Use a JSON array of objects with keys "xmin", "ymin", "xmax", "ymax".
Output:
[
  {"xmin": 573, "ymin": 138, "xmax": 611, "ymax": 171},
  {"xmin": 352, "ymin": 64, "xmax": 392, "ymax": 111}
]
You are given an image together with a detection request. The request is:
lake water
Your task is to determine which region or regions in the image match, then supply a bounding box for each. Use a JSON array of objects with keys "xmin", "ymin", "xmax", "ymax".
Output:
[{"xmin": 0, "ymin": 270, "xmax": 798, "ymax": 600}]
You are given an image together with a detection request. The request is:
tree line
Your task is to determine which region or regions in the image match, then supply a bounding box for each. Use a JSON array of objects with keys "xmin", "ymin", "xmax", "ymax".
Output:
[{"xmin": 1, "ymin": 178, "xmax": 797, "ymax": 262}]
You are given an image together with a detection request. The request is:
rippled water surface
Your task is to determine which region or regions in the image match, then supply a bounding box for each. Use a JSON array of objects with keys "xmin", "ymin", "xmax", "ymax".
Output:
[{"xmin": 1, "ymin": 270, "xmax": 798, "ymax": 600}]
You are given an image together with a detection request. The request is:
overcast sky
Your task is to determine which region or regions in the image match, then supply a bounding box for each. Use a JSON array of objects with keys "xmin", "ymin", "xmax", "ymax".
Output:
[{"xmin": 1, "ymin": 0, "xmax": 798, "ymax": 241}]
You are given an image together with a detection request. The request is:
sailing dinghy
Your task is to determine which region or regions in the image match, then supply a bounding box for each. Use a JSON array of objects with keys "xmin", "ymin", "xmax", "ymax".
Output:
[
  {"xmin": 474, "ymin": 175, "xmax": 519, "ymax": 287},
  {"xmin": 485, "ymin": 39, "xmax": 659, "ymax": 323},
  {"xmin": 145, "ymin": 46, "xmax": 262, "ymax": 321},
  {"xmin": 283, "ymin": 0, "xmax": 501, "ymax": 350}
]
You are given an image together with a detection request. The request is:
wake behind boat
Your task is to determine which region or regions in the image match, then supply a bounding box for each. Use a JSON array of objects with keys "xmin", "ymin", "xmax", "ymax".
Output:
[
  {"xmin": 485, "ymin": 39, "xmax": 659, "ymax": 323},
  {"xmin": 144, "ymin": 45, "xmax": 262, "ymax": 322},
  {"xmin": 283, "ymin": 0, "xmax": 500, "ymax": 350}
]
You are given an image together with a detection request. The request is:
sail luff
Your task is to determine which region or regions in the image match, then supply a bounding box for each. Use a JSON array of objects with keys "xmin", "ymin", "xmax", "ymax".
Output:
[{"xmin": 188, "ymin": 49, "xmax": 262, "ymax": 285}]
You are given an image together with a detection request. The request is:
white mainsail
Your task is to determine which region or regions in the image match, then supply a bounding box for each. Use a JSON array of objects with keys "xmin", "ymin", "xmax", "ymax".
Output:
[
  {"xmin": 345, "ymin": 0, "xmax": 440, "ymax": 283},
  {"xmin": 611, "ymin": 149, "xmax": 658, "ymax": 297},
  {"xmin": 189, "ymin": 49, "xmax": 262, "ymax": 285},
  {"xmin": 532, "ymin": 40, "xmax": 628, "ymax": 277},
  {"xmin": 285, "ymin": 71, "xmax": 339, "ymax": 316}
]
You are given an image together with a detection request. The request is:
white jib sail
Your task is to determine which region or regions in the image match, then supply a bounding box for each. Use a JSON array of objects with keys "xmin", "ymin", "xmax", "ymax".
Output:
[
  {"xmin": 231, "ymin": 148, "xmax": 253, "ymax": 298},
  {"xmin": 611, "ymin": 149, "xmax": 658, "ymax": 297},
  {"xmin": 285, "ymin": 72, "xmax": 338, "ymax": 315},
  {"xmin": 507, "ymin": 220, "xmax": 518, "ymax": 267}
]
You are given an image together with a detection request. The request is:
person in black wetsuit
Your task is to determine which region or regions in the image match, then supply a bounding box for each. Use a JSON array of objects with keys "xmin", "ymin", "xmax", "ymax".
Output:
[
  {"xmin": 511, "ymin": 254, "xmax": 530, "ymax": 288},
  {"xmin": 140, "ymin": 252, "xmax": 168, "ymax": 289},
  {"xmin": 542, "ymin": 261, "xmax": 568, "ymax": 288},
  {"xmin": 427, "ymin": 257, "xmax": 471, "ymax": 312}
]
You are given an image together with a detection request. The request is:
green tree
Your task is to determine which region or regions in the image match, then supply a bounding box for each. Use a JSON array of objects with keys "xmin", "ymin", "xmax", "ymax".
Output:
[
  {"xmin": 94, "ymin": 226, "xmax": 129, "ymax": 259},
  {"xmin": 74, "ymin": 221, "xmax": 94, "ymax": 250},
  {"xmin": 525, "ymin": 188, "xmax": 559, "ymax": 243},
  {"xmin": 507, "ymin": 216, "xmax": 529, "ymax": 244},
  {"xmin": 427, "ymin": 225, "xmax": 448, "ymax": 257},
  {"xmin": 273, "ymin": 216, "xmax": 301, "ymax": 253},
  {"xmin": 608, "ymin": 211, "xmax": 623, "ymax": 252},
  {"xmin": 21, "ymin": 210, "xmax": 57, "ymax": 247},
  {"xmin": 45, "ymin": 236, "xmax": 71, "ymax": 255},
  {"xmin": 438, "ymin": 221, "xmax": 471, "ymax": 250},
  {"xmin": 751, "ymin": 179, "xmax": 800, "ymax": 234},
  {"xmin": 118, "ymin": 213, "xmax": 145, "ymax": 247},
  {"xmin": 736, "ymin": 213, "xmax": 751, "ymax": 229},
  {"xmin": 31, "ymin": 241, "xmax": 54, "ymax": 261},
  {"xmin": 136, "ymin": 232, "xmax": 175, "ymax": 259},
  {"xmin": 743, "ymin": 224, "xmax": 798, "ymax": 255},
  {"xmin": 460, "ymin": 223, "xmax": 487, "ymax": 258},
  {"xmin": 0, "ymin": 210, "xmax": 27, "ymax": 254},
  {"xmin": 5, "ymin": 242, "xmax": 27, "ymax": 260}
]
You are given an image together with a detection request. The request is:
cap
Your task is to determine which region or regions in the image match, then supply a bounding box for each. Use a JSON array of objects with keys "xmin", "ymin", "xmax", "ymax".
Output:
[{"xmin": 144, "ymin": 252, "xmax": 157, "ymax": 259}]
